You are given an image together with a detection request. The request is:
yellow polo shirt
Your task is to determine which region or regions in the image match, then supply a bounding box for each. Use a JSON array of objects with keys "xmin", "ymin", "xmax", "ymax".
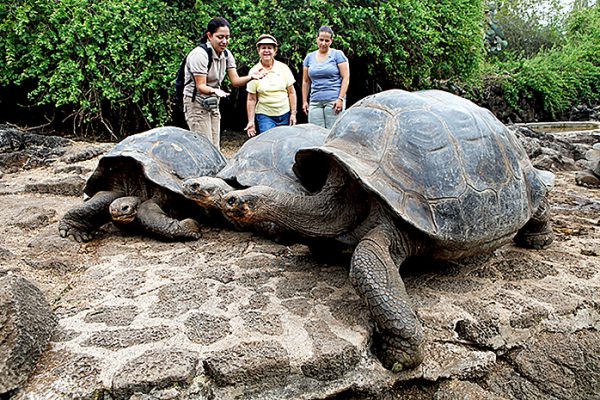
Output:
[{"xmin": 247, "ymin": 60, "xmax": 295, "ymax": 116}]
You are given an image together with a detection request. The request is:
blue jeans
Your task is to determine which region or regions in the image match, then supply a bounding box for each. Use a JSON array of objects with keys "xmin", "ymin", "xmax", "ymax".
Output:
[{"xmin": 256, "ymin": 112, "xmax": 290, "ymax": 134}]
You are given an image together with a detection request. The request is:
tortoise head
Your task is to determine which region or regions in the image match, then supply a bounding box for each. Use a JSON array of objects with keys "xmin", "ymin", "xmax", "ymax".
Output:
[
  {"xmin": 222, "ymin": 186, "xmax": 274, "ymax": 225},
  {"xmin": 109, "ymin": 196, "xmax": 141, "ymax": 224},
  {"xmin": 183, "ymin": 177, "xmax": 234, "ymax": 210}
]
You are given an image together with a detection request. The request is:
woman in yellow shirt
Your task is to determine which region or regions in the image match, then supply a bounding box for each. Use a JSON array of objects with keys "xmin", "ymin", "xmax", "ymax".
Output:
[{"xmin": 245, "ymin": 35, "xmax": 297, "ymax": 137}]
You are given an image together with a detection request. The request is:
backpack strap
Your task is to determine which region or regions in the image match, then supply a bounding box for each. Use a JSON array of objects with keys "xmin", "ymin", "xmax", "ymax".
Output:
[
  {"xmin": 189, "ymin": 43, "xmax": 229, "ymax": 102},
  {"xmin": 199, "ymin": 43, "xmax": 214, "ymax": 75}
]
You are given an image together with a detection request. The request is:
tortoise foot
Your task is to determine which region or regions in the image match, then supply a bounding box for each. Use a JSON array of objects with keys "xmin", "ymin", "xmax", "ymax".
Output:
[
  {"xmin": 180, "ymin": 218, "xmax": 202, "ymax": 240},
  {"xmin": 58, "ymin": 217, "xmax": 94, "ymax": 243},
  {"xmin": 374, "ymin": 333, "xmax": 425, "ymax": 372},
  {"xmin": 514, "ymin": 227, "xmax": 554, "ymax": 250}
]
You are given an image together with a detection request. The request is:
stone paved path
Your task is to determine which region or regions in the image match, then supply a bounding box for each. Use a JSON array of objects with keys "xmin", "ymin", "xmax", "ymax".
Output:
[{"xmin": 1, "ymin": 130, "xmax": 599, "ymax": 399}]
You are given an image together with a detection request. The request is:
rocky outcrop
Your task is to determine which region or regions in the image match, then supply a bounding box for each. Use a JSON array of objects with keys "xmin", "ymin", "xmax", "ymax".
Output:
[
  {"xmin": 511, "ymin": 122, "xmax": 600, "ymax": 172},
  {"xmin": 0, "ymin": 274, "xmax": 56, "ymax": 394}
]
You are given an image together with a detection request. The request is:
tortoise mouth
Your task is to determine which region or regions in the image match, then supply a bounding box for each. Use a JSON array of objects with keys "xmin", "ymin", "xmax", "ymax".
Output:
[
  {"xmin": 112, "ymin": 214, "xmax": 136, "ymax": 224},
  {"xmin": 186, "ymin": 190, "xmax": 216, "ymax": 208}
]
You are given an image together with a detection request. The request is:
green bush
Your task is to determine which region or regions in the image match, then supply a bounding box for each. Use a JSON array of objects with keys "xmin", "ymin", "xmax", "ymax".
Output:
[
  {"xmin": 498, "ymin": 5, "xmax": 599, "ymax": 118},
  {"xmin": 0, "ymin": 0, "xmax": 485, "ymax": 137},
  {"xmin": 0, "ymin": 0, "xmax": 199, "ymax": 137},
  {"xmin": 491, "ymin": 0, "xmax": 566, "ymax": 58},
  {"xmin": 211, "ymin": 0, "xmax": 484, "ymax": 88}
]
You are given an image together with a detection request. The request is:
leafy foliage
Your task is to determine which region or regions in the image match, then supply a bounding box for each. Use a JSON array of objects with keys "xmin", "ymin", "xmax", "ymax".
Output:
[
  {"xmin": 0, "ymin": 0, "xmax": 484, "ymax": 137},
  {"xmin": 0, "ymin": 0, "xmax": 199, "ymax": 137},
  {"xmin": 477, "ymin": 5, "xmax": 599, "ymax": 119},
  {"xmin": 210, "ymin": 0, "xmax": 484, "ymax": 88},
  {"xmin": 491, "ymin": 0, "xmax": 567, "ymax": 57}
]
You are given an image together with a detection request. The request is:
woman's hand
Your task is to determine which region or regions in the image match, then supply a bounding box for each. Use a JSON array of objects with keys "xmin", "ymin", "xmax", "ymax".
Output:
[
  {"xmin": 213, "ymin": 88, "xmax": 230, "ymax": 98},
  {"xmin": 290, "ymin": 113, "xmax": 297, "ymax": 126},
  {"xmin": 302, "ymin": 101, "xmax": 309, "ymax": 115},
  {"xmin": 245, "ymin": 121, "xmax": 257, "ymax": 137},
  {"xmin": 250, "ymin": 68, "xmax": 267, "ymax": 81},
  {"xmin": 333, "ymin": 98, "xmax": 344, "ymax": 114}
]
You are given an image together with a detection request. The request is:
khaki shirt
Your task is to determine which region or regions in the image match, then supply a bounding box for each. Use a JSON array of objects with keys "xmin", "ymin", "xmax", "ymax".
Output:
[{"xmin": 184, "ymin": 44, "xmax": 236, "ymax": 102}]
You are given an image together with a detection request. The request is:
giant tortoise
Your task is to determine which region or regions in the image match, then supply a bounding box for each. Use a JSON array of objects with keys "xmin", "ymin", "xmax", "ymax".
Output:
[
  {"xmin": 59, "ymin": 126, "xmax": 226, "ymax": 242},
  {"xmin": 182, "ymin": 124, "xmax": 328, "ymax": 239},
  {"xmin": 221, "ymin": 89, "xmax": 555, "ymax": 371}
]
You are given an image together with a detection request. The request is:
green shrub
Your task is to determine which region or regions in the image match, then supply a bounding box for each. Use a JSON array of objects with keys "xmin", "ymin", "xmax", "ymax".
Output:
[
  {"xmin": 0, "ymin": 0, "xmax": 199, "ymax": 137},
  {"xmin": 213, "ymin": 0, "xmax": 484, "ymax": 88},
  {"xmin": 0, "ymin": 0, "xmax": 484, "ymax": 137},
  {"xmin": 499, "ymin": 5, "xmax": 600, "ymax": 118}
]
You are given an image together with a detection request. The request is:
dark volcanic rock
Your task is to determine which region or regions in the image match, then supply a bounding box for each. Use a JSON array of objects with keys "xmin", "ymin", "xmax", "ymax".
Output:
[
  {"xmin": 0, "ymin": 275, "xmax": 57, "ymax": 394},
  {"xmin": 0, "ymin": 126, "xmax": 72, "ymax": 172},
  {"xmin": 24, "ymin": 175, "xmax": 86, "ymax": 197}
]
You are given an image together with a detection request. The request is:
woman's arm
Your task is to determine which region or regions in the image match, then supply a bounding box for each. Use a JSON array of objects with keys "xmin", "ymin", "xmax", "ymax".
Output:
[
  {"xmin": 302, "ymin": 66, "xmax": 311, "ymax": 115},
  {"xmin": 334, "ymin": 61, "xmax": 350, "ymax": 113},
  {"xmin": 227, "ymin": 68, "xmax": 265, "ymax": 88},
  {"xmin": 245, "ymin": 92, "xmax": 258, "ymax": 137},
  {"xmin": 337, "ymin": 61, "xmax": 350, "ymax": 99},
  {"xmin": 288, "ymin": 85, "xmax": 297, "ymax": 125}
]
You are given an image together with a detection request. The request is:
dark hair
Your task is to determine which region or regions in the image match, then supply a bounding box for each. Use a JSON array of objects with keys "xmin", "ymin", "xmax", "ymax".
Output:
[
  {"xmin": 200, "ymin": 17, "xmax": 231, "ymax": 44},
  {"xmin": 318, "ymin": 25, "xmax": 334, "ymax": 38}
]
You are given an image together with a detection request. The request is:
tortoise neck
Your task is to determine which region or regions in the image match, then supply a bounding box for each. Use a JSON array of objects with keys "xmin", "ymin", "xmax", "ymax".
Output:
[{"xmin": 261, "ymin": 164, "xmax": 369, "ymax": 237}]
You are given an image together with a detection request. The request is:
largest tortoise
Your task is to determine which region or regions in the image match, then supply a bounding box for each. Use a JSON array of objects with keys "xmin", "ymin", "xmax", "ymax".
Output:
[
  {"xmin": 222, "ymin": 89, "xmax": 555, "ymax": 371},
  {"xmin": 59, "ymin": 126, "xmax": 226, "ymax": 242}
]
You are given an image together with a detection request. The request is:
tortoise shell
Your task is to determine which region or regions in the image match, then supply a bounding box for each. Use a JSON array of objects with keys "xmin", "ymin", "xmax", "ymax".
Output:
[
  {"xmin": 84, "ymin": 126, "xmax": 226, "ymax": 196},
  {"xmin": 217, "ymin": 124, "xmax": 328, "ymax": 193},
  {"xmin": 295, "ymin": 89, "xmax": 548, "ymax": 246}
]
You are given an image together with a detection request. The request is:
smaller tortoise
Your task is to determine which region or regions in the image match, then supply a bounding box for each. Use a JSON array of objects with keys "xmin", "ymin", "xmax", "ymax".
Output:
[
  {"xmin": 222, "ymin": 89, "xmax": 555, "ymax": 371},
  {"xmin": 59, "ymin": 126, "xmax": 226, "ymax": 242},
  {"xmin": 183, "ymin": 124, "xmax": 328, "ymax": 238}
]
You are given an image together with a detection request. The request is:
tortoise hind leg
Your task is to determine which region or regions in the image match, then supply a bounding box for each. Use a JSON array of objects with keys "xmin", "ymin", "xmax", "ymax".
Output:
[
  {"xmin": 136, "ymin": 199, "xmax": 201, "ymax": 241},
  {"xmin": 350, "ymin": 225, "xmax": 424, "ymax": 372},
  {"xmin": 514, "ymin": 197, "xmax": 554, "ymax": 249},
  {"xmin": 59, "ymin": 190, "xmax": 123, "ymax": 242}
]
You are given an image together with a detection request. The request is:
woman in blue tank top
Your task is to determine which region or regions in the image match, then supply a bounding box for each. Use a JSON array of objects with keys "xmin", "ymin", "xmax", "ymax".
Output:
[{"xmin": 301, "ymin": 26, "xmax": 350, "ymax": 129}]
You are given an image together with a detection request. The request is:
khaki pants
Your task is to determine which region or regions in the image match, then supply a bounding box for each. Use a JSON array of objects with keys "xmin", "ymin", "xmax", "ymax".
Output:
[
  {"xmin": 183, "ymin": 96, "xmax": 221, "ymax": 149},
  {"xmin": 308, "ymin": 99, "xmax": 345, "ymax": 129}
]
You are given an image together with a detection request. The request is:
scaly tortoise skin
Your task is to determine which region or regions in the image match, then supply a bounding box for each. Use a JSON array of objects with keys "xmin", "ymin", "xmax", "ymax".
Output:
[
  {"xmin": 222, "ymin": 89, "xmax": 555, "ymax": 371},
  {"xmin": 59, "ymin": 126, "xmax": 226, "ymax": 242}
]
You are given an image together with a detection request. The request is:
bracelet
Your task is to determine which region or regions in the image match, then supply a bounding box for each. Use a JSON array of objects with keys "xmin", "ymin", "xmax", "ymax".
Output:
[{"xmin": 337, "ymin": 97, "xmax": 344, "ymax": 101}]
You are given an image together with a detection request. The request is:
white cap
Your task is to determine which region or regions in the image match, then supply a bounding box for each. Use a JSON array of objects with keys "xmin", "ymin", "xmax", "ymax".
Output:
[{"xmin": 256, "ymin": 34, "xmax": 278, "ymax": 47}]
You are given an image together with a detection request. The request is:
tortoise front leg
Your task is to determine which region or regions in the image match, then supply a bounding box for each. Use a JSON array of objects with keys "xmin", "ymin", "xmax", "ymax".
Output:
[
  {"xmin": 59, "ymin": 190, "xmax": 123, "ymax": 242},
  {"xmin": 350, "ymin": 224, "xmax": 424, "ymax": 372},
  {"xmin": 136, "ymin": 199, "xmax": 201, "ymax": 241}
]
